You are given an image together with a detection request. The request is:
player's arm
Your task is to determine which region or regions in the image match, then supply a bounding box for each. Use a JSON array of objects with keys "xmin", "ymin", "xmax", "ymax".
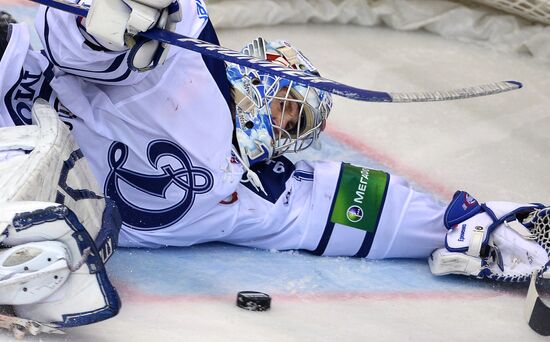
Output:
[
  {"xmin": 228, "ymin": 158, "xmax": 550, "ymax": 335},
  {"xmin": 222, "ymin": 157, "xmax": 447, "ymax": 258},
  {"xmin": 34, "ymin": 0, "xmax": 185, "ymax": 84},
  {"xmin": 226, "ymin": 156, "xmax": 550, "ymax": 273},
  {"xmin": 0, "ymin": 99, "xmax": 121, "ymax": 338}
]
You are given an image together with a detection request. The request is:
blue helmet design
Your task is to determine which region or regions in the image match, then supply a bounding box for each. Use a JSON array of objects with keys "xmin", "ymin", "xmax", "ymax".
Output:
[{"xmin": 226, "ymin": 38, "xmax": 333, "ymax": 167}]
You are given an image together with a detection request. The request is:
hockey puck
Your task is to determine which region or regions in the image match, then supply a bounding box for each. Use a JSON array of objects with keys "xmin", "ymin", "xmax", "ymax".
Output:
[{"xmin": 236, "ymin": 291, "xmax": 271, "ymax": 311}]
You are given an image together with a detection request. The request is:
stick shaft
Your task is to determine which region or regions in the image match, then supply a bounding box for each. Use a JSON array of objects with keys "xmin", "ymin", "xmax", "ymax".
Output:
[{"xmin": 28, "ymin": 0, "xmax": 523, "ymax": 103}]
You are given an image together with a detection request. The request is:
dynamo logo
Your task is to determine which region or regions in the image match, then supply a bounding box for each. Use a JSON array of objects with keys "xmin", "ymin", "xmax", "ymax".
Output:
[{"xmin": 105, "ymin": 140, "xmax": 213, "ymax": 231}]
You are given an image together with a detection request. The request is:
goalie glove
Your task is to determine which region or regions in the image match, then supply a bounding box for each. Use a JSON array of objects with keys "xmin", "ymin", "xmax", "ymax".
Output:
[
  {"xmin": 85, "ymin": 0, "xmax": 183, "ymax": 71},
  {"xmin": 429, "ymin": 191, "xmax": 550, "ymax": 282}
]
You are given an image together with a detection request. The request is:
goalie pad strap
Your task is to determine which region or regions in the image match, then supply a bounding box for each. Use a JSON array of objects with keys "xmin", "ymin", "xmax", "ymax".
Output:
[
  {"xmin": 429, "ymin": 248, "xmax": 483, "ymax": 277},
  {"xmin": 467, "ymin": 225, "xmax": 485, "ymax": 257}
]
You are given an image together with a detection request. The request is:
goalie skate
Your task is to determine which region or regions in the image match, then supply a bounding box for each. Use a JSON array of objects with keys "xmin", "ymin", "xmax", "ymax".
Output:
[{"xmin": 0, "ymin": 313, "xmax": 64, "ymax": 339}]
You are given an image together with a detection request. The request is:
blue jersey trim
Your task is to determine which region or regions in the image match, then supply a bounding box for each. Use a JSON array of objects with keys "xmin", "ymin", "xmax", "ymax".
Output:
[
  {"xmin": 311, "ymin": 163, "xmax": 344, "ymax": 256},
  {"xmin": 196, "ymin": 20, "xmax": 232, "ymax": 108},
  {"xmin": 42, "ymin": 8, "xmax": 130, "ymax": 82},
  {"xmin": 38, "ymin": 61, "xmax": 55, "ymax": 102},
  {"xmin": 292, "ymin": 170, "xmax": 314, "ymax": 181},
  {"xmin": 4, "ymin": 62, "xmax": 55, "ymax": 126},
  {"xmin": 354, "ymin": 173, "xmax": 390, "ymax": 258},
  {"xmin": 243, "ymin": 156, "xmax": 296, "ymax": 204}
]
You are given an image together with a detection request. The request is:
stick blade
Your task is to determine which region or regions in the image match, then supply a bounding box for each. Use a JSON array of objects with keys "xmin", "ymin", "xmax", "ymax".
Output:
[
  {"xmin": 390, "ymin": 81, "xmax": 522, "ymax": 103},
  {"xmin": 525, "ymin": 272, "xmax": 550, "ymax": 336},
  {"xmin": 528, "ymin": 297, "xmax": 550, "ymax": 336}
]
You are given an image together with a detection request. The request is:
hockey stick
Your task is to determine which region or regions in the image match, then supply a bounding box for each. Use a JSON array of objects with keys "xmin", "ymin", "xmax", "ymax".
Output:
[{"xmin": 29, "ymin": 0, "xmax": 523, "ymax": 103}]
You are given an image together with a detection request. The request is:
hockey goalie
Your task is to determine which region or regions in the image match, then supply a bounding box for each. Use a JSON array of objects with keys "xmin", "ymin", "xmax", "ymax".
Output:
[
  {"xmin": 0, "ymin": 99, "xmax": 121, "ymax": 339},
  {"xmin": 1, "ymin": 0, "xmax": 550, "ymax": 337}
]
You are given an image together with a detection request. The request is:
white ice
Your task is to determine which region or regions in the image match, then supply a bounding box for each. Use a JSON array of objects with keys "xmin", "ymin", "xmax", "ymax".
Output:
[{"xmin": 2, "ymin": 3, "xmax": 550, "ymax": 342}]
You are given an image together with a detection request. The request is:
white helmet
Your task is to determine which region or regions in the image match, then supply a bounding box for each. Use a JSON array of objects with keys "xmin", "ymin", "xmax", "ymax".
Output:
[{"xmin": 226, "ymin": 38, "xmax": 333, "ymax": 167}]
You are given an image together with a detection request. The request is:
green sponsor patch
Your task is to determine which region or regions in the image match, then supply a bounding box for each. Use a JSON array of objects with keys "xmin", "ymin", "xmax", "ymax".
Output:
[{"xmin": 330, "ymin": 164, "xmax": 388, "ymax": 232}]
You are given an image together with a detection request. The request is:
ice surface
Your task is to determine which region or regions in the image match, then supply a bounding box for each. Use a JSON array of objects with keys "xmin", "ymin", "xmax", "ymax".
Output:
[{"xmin": 1, "ymin": 2, "xmax": 550, "ymax": 341}]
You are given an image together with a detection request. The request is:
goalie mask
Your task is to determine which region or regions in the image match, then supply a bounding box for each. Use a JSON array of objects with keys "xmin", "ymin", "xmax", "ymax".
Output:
[{"xmin": 226, "ymin": 38, "xmax": 333, "ymax": 167}]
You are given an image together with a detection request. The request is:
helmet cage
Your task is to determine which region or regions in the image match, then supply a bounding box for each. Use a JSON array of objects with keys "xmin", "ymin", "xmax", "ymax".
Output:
[
  {"xmin": 227, "ymin": 38, "xmax": 333, "ymax": 167},
  {"xmin": 263, "ymin": 75, "xmax": 331, "ymax": 156}
]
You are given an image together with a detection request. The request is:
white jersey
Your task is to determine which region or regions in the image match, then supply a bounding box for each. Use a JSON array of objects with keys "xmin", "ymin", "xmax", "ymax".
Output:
[
  {"xmin": 0, "ymin": 21, "xmax": 55, "ymax": 128},
  {"xmin": 0, "ymin": 1, "xmax": 448, "ymax": 259}
]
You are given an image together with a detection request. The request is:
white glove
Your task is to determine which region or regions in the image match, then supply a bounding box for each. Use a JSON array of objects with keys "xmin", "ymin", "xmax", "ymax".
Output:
[
  {"xmin": 429, "ymin": 191, "xmax": 550, "ymax": 282},
  {"xmin": 86, "ymin": 0, "xmax": 183, "ymax": 71}
]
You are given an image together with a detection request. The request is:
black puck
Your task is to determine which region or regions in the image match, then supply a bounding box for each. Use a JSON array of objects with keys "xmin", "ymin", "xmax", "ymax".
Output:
[{"xmin": 236, "ymin": 291, "xmax": 271, "ymax": 311}]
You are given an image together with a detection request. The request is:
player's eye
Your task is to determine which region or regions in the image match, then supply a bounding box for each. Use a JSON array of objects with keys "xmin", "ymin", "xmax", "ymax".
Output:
[
  {"xmin": 286, "ymin": 121, "xmax": 296, "ymax": 132},
  {"xmin": 286, "ymin": 113, "xmax": 299, "ymax": 134}
]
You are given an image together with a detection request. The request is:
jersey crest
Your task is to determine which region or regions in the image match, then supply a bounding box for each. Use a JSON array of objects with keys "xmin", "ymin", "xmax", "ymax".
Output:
[{"xmin": 105, "ymin": 140, "xmax": 214, "ymax": 230}]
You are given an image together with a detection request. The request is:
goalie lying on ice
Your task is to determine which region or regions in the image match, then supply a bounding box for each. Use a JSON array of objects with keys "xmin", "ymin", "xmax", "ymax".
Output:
[
  {"xmin": 1, "ymin": 1, "xmax": 548, "ymax": 280},
  {"xmin": 0, "ymin": 100, "xmax": 121, "ymax": 336},
  {"xmin": 33, "ymin": 0, "xmax": 548, "ymax": 285},
  {"xmin": 0, "ymin": 1, "xmax": 549, "ymax": 336}
]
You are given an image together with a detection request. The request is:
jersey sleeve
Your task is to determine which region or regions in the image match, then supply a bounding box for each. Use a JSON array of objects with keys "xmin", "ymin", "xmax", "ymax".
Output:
[
  {"xmin": 35, "ymin": 2, "xmax": 145, "ymax": 85},
  {"xmin": 225, "ymin": 158, "xmax": 447, "ymax": 259},
  {"xmin": 34, "ymin": 0, "xmax": 210, "ymax": 85}
]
